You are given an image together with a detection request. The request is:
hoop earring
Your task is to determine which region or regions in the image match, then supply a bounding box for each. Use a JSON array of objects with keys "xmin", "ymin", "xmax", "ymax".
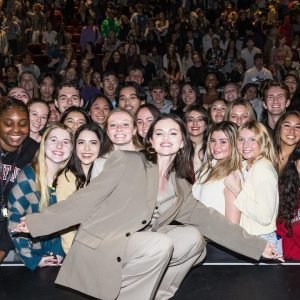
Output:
[{"xmin": 147, "ymin": 146, "xmax": 156, "ymax": 154}]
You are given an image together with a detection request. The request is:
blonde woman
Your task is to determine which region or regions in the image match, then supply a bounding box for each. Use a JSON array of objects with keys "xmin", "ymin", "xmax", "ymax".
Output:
[
  {"xmin": 226, "ymin": 121, "xmax": 281, "ymax": 252},
  {"xmin": 224, "ymin": 98, "xmax": 256, "ymax": 127},
  {"xmin": 193, "ymin": 121, "xmax": 242, "ymax": 225},
  {"xmin": 8, "ymin": 124, "xmax": 73, "ymax": 270}
]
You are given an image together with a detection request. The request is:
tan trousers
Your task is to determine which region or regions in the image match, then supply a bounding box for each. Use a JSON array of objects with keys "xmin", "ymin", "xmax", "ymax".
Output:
[{"xmin": 118, "ymin": 225, "xmax": 205, "ymax": 300}]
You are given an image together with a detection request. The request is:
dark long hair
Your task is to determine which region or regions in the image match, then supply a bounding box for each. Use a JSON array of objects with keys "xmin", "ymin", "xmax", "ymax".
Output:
[
  {"xmin": 142, "ymin": 114, "xmax": 194, "ymax": 183},
  {"xmin": 277, "ymin": 143, "xmax": 300, "ymax": 237},
  {"xmin": 55, "ymin": 123, "xmax": 105, "ymax": 190}
]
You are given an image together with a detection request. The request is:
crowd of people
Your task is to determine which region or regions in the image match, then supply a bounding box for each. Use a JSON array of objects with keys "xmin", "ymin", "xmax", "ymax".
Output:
[{"xmin": 0, "ymin": 0, "xmax": 300, "ymax": 299}]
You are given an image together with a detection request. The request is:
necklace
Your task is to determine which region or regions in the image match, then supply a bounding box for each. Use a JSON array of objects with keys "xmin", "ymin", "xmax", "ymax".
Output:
[{"xmin": 0, "ymin": 148, "xmax": 8, "ymax": 158}]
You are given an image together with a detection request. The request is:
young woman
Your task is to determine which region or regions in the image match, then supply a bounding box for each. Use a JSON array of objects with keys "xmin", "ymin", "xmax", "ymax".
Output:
[
  {"xmin": 200, "ymin": 72, "xmax": 222, "ymax": 107},
  {"xmin": 164, "ymin": 58, "xmax": 181, "ymax": 84},
  {"xmin": 89, "ymin": 94, "xmax": 113, "ymax": 129},
  {"xmin": 227, "ymin": 121, "xmax": 280, "ymax": 251},
  {"xmin": 60, "ymin": 107, "xmax": 91, "ymax": 135},
  {"xmin": 92, "ymin": 108, "xmax": 142, "ymax": 178},
  {"xmin": 176, "ymin": 83, "xmax": 202, "ymax": 118},
  {"xmin": 283, "ymin": 73, "xmax": 300, "ymax": 111},
  {"xmin": 185, "ymin": 105, "xmax": 210, "ymax": 174},
  {"xmin": 241, "ymin": 83, "xmax": 263, "ymax": 121},
  {"xmin": 168, "ymin": 82, "xmax": 180, "ymax": 111},
  {"xmin": 135, "ymin": 104, "xmax": 160, "ymax": 141},
  {"xmin": 193, "ymin": 121, "xmax": 241, "ymax": 224},
  {"xmin": 276, "ymin": 143, "xmax": 300, "ymax": 260},
  {"xmin": 55, "ymin": 123, "xmax": 104, "ymax": 253},
  {"xmin": 209, "ymin": 99, "xmax": 227, "ymax": 124},
  {"xmin": 224, "ymin": 98, "xmax": 256, "ymax": 127},
  {"xmin": 274, "ymin": 111, "xmax": 300, "ymax": 172},
  {"xmin": 181, "ymin": 42, "xmax": 194, "ymax": 80},
  {"xmin": 8, "ymin": 124, "xmax": 73, "ymax": 269},
  {"xmin": 11, "ymin": 114, "xmax": 282, "ymax": 300},
  {"xmin": 27, "ymin": 100, "xmax": 50, "ymax": 143},
  {"xmin": 0, "ymin": 98, "xmax": 39, "ymax": 263}
]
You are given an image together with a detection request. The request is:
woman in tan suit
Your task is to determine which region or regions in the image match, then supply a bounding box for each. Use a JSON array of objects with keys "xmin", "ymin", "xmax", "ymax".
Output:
[{"xmin": 11, "ymin": 114, "xmax": 282, "ymax": 300}]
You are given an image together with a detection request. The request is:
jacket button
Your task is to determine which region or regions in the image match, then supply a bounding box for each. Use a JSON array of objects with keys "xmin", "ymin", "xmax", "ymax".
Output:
[
  {"xmin": 117, "ymin": 257, "xmax": 121, "ymax": 262},
  {"xmin": 126, "ymin": 232, "xmax": 130, "ymax": 237},
  {"xmin": 142, "ymin": 220, "xmax": 147, "ymax": 224}
]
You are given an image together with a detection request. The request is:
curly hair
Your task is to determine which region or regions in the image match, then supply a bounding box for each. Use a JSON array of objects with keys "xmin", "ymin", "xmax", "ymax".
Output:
[{"xmin": 277, "ymin": 143, "xmax": 300, "ymax": 237}]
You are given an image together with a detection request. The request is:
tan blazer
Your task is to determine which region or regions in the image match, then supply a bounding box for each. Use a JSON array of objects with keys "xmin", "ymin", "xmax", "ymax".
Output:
[{"xmin": 25, "ymin": 151, "xmax": 266, "ymax": 300}]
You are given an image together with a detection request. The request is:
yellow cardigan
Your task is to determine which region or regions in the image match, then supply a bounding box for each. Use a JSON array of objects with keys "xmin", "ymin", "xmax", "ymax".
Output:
[{"xmin": 56, "ymin": 171, "xmax": 78, "ymax": 253}]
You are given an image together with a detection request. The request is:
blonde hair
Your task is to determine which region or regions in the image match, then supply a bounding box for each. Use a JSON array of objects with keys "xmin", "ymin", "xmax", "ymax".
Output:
[
  {"xmin": 32, "ymin": 123, "xmax": 73, "ymax": 211},
  {"xmin": 199, "ymin": 121, "xmax": 241, "ymax": 183},
  {"xmin": 224, "ymin": 98, "xmax": 256, "ymax": 122},
  {"xmin": 238, "ymin": 121, "xmax": 277, "ymax": 167}
]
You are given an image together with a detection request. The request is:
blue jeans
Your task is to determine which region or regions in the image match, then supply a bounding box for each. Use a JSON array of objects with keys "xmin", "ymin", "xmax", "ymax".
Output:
[{"xmin": 259, "ymin": 232, "xmax": 283, "ymax": 255}]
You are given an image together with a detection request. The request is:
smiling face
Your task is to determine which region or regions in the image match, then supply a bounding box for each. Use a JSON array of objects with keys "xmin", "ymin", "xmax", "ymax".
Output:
[
  {"xmin": 209, "ymin": 130, "xmax": 231, "ymax": 160},
  {"xmin": 0, "ymin": 107, "xmax": 29, "ymax": 152},
  {"xmin": 63, "ymin": 111, "xmax": 87, "ymax": 135},
  {"xmin": 284, "ymin": 75, "xmax": 298, "ymax": 96},
  {"xmin": 263, "ymin": 86, "xmax": 290, "ymax": 116},
  {"xmin": 136, "ymin": 107, "xmax": 155, "ymax": 139},
  {"xmin": 8, "ymin": 87, "xmax": 30, "ymax": 104},
  {"xmin": 106, "ymin": 111, "xmax": 136, "ymax": 148},
  {"xmin": 90, "ymin": 97, "xmax": 111, "ymax": 127},
  {"xmin": 237, "ymin": 128, "xmax": 261, "ymax": 162},
  {"xmin": 229, "ymin": 105, "xmax": 251, "ymax": 127},
  {"xmin": 45, "ymin": 127, "xmax": 73, "ymax": 165},
  {"xmin": 210, "ymin": 100, "xmax": 226, "ymax": 123},
  {"xmin": 76, "ymin": 130, "xmax": 101, "ymax": 168},
  {"xmin": 245, "ymin": 86, "xmax": 257, "ymax": 101},
  {"xmin": 29, "ymin": 102, "xmax": 49, "ymax": 133},
  {"xmin": 20, "ymin": 73, "xmax": 35, "ymax": 92},
  {"xmin": 182, "ymin": 85, "xmax": 197, "ymax": 106},
  {"xmin": 279, "ymin": 114, "xmax": 300, "ymax": 147},
  {"xmin": 118, "ymin": 86, "xmax": 142, "ymax": 116},
  {"xmin": 150, "ymin": 118, "xmax": 183, "ymax": 158},
  {"xmin": 186, "ymin": 110, "xmax": 206, "ymax": 138}
]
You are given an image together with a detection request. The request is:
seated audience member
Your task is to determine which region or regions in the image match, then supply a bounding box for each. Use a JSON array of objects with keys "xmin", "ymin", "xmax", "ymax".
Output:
[
  {"xmin": 186, "ymin": 51, "xmax": 208, "ymax": 87},
  {"xmin": 185, "ymin": 105, "xmax": 210, "ymax": 174},
  {"xmin": 135, "ymin": 104, "xmax": 160, "ymax": 141},
  {"xmin": 19, "ymin": 71, "xmax": 39, "ymax": 99},
  {"xmin": 8, "ymin": 124, "xmax": 73, "ymax": 269},
  {"xmin": 8, "ymin": 87, "xmax": 30, "ymax": 104},
  {"xmin": 38, "ymin": 72, "xmax": 57, "ymax": 102},
  {"xmin": 226, "ymin": 121, "xmax": 281, "ymax": 253},
  {"xmin": 16, "ymin": 50, "xmax": 40, "ymax": 79},
  {"xmin": 104, "ymin": 50, "xmax": 127, "ymax": 80},
  {"xmin": 209, "ymin": 99, "xmax": 227, "ymax": 124},
  {"xmin": 224, "ymin": 98, "xmax": 256, "ymax": 127},
  {"xmin": 200, "ymin": 72, "xmax": 221, "ymax": 107},
  {"xmin": 241, "ymin": 83, "xmax": 264, "ymax": 121},
  {"xmin": 60, "ymin": 107, "xmax": 91, "ymax": 135},
  {"xmin": 168, "ymin": 82, "xmax": 180, "ymax": 111},
  {"xmin": 149, "ymin": 79, "xmax": 173, "ymax": 114},
  {"xmin": 164, "ymin": 58, "xmax": 182, "ymax": 84},
  {"xmin": 276, "ymin": 143, "xmax": 300, "ymax": 260},
  {"xmin": 47, "ymin": 101, "xmax": 61, "ymax": 125},
  {"xmin": 139, "ymin": 50, "xmax": 157, "ymax": 87},
  {"xmin": 78, "ymin": 58, "xmax": 93, "ymax": 89},
  {"xmin": 55, "ymin": 81, "xmax": 84, "ymax": 114},
  {"xmin": 223, "ymin": 82, "xmax": 240, "ymax": 102},
  {"xmin": 27, "ymin": 99, "xmax": 50, "ymax": 143},
  {"xmin": 80, "ymin": 71, "xmax": 102, "ymax": 105},
  {"xmin": 230, "ymin": 58, "xmax": 246, "ymax": 86},
  {"xmin": 89, "ymin": 94, "xmax": 113, "ymax": 129},
  {"xmin": 242, "ymin": 53, "xmax": 273, "ymax": 87},
  {"xmin": 3, "ymin": 64, "xmax": 18, "ymax": 91},
  {"xmin": 116, "ymin": 81, "xmax": 146, "ymax": 116},
  {"xmin": 101, "ymin": 71, "xmax": 119, "ymax": 108},
  {"xmin": 175, "ymin": 83, "xmax": 202, "ymax": 118},
  {"xmin": 240, "ymin": 36, "xmax": 262, "ymax": 70},
  {"xmin": 126, "ymin": 65, "xmax": 145, "ymax": 86},
  {"xmin": 92, "ymin": 108, "xmax": 142, "ymax": 177},
  {"xmin": 274, "ymin": 111, "xmax": 300, "ymax": 172},
  {"xmin": 262, "ymin": 80, "xmax": 291, "ymax": 136},
  {"xmin": 0, "ymin": 98, "xmax": 39, "ymax": 263},
  {"xmin": 283, "ymin": 73, "xmax": 300, "ymax": 111},
  {"xmin": 55, "ymin": 124, "xmax": 105, "ymax": 253},
  {"xmin": 193, "ymin": 121, "xmax": 241, "ymax": 224}
]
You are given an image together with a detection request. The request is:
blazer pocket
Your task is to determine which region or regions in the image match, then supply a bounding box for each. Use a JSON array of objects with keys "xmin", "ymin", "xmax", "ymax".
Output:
[{"xmin": 74, "ymin": 229, "xmax": 103, "ymax": 249}]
